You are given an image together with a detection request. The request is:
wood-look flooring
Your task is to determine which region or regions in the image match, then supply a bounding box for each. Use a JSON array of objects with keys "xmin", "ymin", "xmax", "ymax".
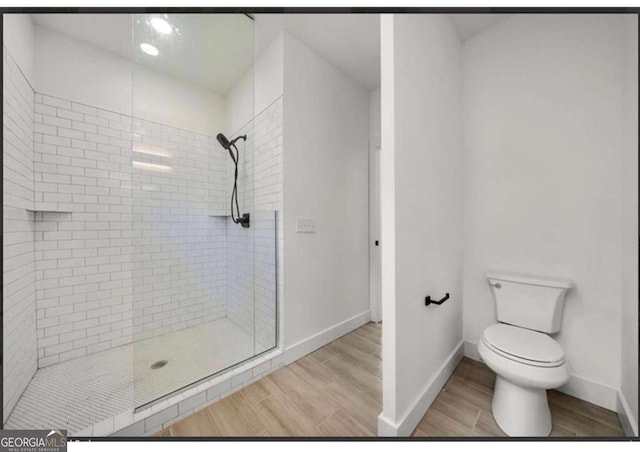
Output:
[
  {"xmin": 156, "ymin": 322, "xmax": 382, "ymax": 437},
  {"xmin": 413, "ymin": 357, "xmax": 624, "ymax": 437},
  {"xmin": 156, "ymin": 322, "xmax": 624, "ymax": 437}
]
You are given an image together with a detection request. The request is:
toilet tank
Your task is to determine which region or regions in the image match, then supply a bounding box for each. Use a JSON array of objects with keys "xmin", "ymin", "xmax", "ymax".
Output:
[{"xmin": 487, "ymin": 271, "xmax": 574, "ymax": 333}]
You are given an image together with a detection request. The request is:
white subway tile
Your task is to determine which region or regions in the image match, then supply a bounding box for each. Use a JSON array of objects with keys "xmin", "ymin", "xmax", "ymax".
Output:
[{"xmin": 41, "ymin": 95, "xmax": 71, "ymax": 109}]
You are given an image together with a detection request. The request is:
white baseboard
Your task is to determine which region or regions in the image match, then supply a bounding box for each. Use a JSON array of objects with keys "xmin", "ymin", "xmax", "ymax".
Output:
[
  {"xmin": 463, "ymin": 339, "xmax": 481, "ymax": 361},
  {"xmin": 463, "ymin": 339, "xmax": 618, "ymax": 411},
  {"xmin": 377, "ymin": 413, "xmax": 398, "ymax": 437},
  {"xmin": 378, "ymin": 340, "xmax": 464, "ymax": 436},
  {"xmin": 559, "ymin": 373, "xmax": 618, "ymax": 411},
  {"xmin": 617, "ymin": 390, "xmax": 639, "ymax": 437},
  {"xmin": 283, "ymin": 310, "xmax": 371, "ymax": 365}
]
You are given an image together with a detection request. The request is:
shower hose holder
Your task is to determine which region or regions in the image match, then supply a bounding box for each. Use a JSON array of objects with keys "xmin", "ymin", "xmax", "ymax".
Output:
[{"xmin": 239, "ymin": 213, "xmax": 250, "ymax": 228}]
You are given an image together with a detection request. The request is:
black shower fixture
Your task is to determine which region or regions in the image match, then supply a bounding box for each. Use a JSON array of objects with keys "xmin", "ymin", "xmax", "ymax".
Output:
[
  {"xmin": 216, "ymin": 133, "xmax": 245, "ymax": 151},
  {"xmin": 216, "ymin": 133, "xmax": 250, "ymax": 228}
]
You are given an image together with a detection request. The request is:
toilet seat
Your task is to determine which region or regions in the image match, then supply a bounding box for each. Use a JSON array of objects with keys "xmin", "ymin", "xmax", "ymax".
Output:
[{"xmin": 481, "ymin": 324, "xmax": 565, "ymax": 368}]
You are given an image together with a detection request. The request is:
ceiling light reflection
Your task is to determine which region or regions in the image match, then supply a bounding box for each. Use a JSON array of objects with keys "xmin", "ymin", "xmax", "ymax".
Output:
[
  {"xmin": 151, "ymin": 17, "xmax": 173, "ymax": 35},
  {"xmin": 133, "ymin": 161, "xmax": 172, "ymax": 172},
  {"xmin": 140, "ymin": 43, "xmax": 159, "ymax": 56}
]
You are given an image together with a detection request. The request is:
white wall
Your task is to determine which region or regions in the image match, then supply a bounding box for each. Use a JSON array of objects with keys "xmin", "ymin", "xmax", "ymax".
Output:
[
  {"xmin": 226, "ymin": 32, "xmax": 284, "ymax": 135},
  {"xmin": 3, "ymin": 14, "xmax": 35, "ymax": 85},
  {"xmin": 34, "ymin": 25, "xmax": 131, "ymax": 115},
  {"xmin": 282, "ymin": 32, "xmax": 370, "ymax": 356},
  {"xmin": 255, "ymin": 32, "xmax": 284, "ymax": 116},
  {"xmin": 620, "ymin": 16, "xmax": 638, "ymax": 435},
  {"xmin": 379, "ymin": 14, "xmax": 463, "ymax": 435},
  {"xmin": 33, "ymin": 24, "xmax": 225, "ymax": 136},
  {"xmin": 133, "ymin": 65, "xmax": 226, "ymax": 136},
  {"xmin": 226, "ymin": 68, "xmax": 254, "ymax": 135},
  {"xmin": 379, "ymin": 14, "xmax": 397, "ymax": 425},
  {"xmin": 369, "ymin": 89, "xmax": 381, "ymax": 148},
  {"xmin": 462, "ymin": 14, "xmax": 633, "ymax": 409}
]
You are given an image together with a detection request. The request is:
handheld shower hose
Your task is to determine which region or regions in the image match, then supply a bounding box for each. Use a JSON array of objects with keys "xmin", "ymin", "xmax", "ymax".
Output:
[{"xmin": 216, "ymin": 133, "xmax": 249, "ymax": 228}]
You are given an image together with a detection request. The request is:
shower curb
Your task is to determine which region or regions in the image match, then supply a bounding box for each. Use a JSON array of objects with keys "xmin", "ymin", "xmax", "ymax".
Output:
[{"xmin": 67, "ymin": 348, "xmax": 284, "ymax": 437}]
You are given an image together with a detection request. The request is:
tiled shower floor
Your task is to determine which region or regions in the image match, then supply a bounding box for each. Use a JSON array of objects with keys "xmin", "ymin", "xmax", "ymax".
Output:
[{"xmin": 5, "ymin": 318, "xmax": 255, "ymax": 433}]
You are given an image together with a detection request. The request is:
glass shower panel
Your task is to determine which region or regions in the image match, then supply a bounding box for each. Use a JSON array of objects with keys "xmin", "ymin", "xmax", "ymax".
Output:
[
  {"xmin": 253, "ymin": 210, "xmax": 278, "ymax": 355},
  {"xmin": 130, "ymin": 13, "xmax": 261, "ymax": 409},
  {"xmin": 224, "ymin": 118, "xmax": 278, "ymax": 355}
]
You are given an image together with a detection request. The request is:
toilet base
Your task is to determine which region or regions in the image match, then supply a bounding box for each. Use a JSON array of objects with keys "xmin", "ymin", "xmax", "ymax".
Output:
[{"xmin": 491, "ymin": 375, "xmax": 552, "ymax": 437}]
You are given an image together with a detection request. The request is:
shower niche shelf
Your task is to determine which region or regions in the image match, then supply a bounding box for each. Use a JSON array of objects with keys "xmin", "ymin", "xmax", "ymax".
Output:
[{"xmin": 27, "ymin": 208, "xmax": 73, "ymax": 214}]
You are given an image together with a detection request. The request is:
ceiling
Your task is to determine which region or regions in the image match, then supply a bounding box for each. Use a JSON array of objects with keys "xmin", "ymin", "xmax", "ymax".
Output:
[
  {"xmin": 253, "ymin": 13, "xmax": 510, "ymax": 91},
  {"xmin": 254, "ymin": 14, "xmax": 381, "ymax": 91},
  {"xmin": 31, "ymin": 13, "xmax": 510, "ymax": 95},
  {"xmin": 448, "ymin": 14, "xmax": 511, "ymax": 41},
  {"xmin": 31, "ymin": 13, "xmax": 254, "ymax": 95},
  {"xmin": 32, "ymin": 14, "xmax": 132, "ymax": 57}
]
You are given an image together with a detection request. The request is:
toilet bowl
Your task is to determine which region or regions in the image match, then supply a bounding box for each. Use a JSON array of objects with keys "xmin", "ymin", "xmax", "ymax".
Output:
[
  {"xmin": 479, "ymin": 271, "xmax": 574, "ymax": 437},
  {"xmin": 478, "ymin": 323, "xmax": 570, "ymax": 436}
]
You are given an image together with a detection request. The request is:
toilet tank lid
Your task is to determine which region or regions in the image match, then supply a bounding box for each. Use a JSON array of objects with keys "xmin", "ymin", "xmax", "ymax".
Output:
[{"xmin": 486, "ymin": 271, "xmax": 574, "ymax": 289}]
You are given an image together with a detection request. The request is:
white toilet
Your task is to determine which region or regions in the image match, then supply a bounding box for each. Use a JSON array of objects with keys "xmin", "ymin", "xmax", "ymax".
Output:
[{"xmin": 477, "ymin": 271, "xmax": 574, "ymax": 437}]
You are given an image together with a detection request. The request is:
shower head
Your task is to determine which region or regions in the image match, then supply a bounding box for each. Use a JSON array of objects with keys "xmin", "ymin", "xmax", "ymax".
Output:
[
  {"xmin": 216, "ymin": 133, "xmax": 232, "ymax": 150},
  {"xmin": 216, "ymin": 133, "xmax": 246, "ymax": 151}
]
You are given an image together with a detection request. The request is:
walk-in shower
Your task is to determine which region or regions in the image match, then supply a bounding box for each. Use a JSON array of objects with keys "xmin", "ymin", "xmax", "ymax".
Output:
[{"xmin": 3, "ymin": 12, "xmax": 281, "ymax": 435}]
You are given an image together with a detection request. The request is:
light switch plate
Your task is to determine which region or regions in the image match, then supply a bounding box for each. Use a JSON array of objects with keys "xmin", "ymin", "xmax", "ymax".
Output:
[{"xmin": 296, "ymin": 217, "xmax": 316, "ymax": 233}]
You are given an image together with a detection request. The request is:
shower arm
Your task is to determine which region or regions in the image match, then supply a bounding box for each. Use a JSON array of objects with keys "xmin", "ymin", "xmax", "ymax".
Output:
[{"xmin": 230, "ymin": 135, "xmax": 247, "ymax": 147}]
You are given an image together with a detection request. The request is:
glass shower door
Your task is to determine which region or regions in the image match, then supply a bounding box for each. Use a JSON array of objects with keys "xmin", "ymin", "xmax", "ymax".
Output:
[{"xmin": 130, "ymin": 13, "xmax": 263, "ymax": 410}]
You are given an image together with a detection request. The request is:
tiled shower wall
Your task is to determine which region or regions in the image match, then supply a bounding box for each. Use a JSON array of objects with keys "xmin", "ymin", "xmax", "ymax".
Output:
[
  {"xmin": 32, "ymin": 95, "xmax": 135, "ymax": 366},
  {"xmin": 22, "ymin": 91, "xmax": 282, "ymax": 368},
  {"xmin": 225, "ymin": 119, "xmax": 256, "ymax": 337},
  {"xmin": 32, "ymin": 94, "xmax": 234, "ymax": 365},
  {"xmin": 131, "ymin": 119, "xmax": 228, "ymax": 341},
  {"xmin": 3, "ymin": 46, "xmax": 37, "ymax": 423},
  {"xmin": 226, "ymin": 97, "xmax": 283, "ymax": 351},
  {"xmin": 252, "ymin": 98, "xmax": 282, "ymax": 352}
]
